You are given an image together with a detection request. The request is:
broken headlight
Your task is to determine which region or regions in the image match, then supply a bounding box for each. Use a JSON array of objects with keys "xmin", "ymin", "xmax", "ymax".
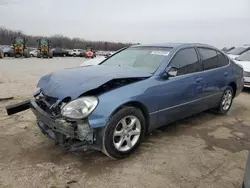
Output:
[{"xmin": 61, "ymin": 96, "xmax": 98, "ymax": 119}]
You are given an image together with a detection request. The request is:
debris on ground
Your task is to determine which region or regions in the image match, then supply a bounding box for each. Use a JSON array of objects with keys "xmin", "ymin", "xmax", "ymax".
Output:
[
  {"xmin": 66, "ymin": 180, "xmax": 78, "ymax": 185},
  {"xmin": 0, "ymin": 97, "xmax": 14, "ymax": 101}
]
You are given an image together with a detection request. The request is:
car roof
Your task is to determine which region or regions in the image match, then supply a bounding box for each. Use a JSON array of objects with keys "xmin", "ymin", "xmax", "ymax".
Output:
[{"xmin": 132, "ymin": 43, "xmax": 217, "ymax": 50}]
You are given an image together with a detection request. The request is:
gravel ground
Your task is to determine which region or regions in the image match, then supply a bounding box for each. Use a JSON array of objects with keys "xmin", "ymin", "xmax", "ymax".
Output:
[{"xmin": 0, "ymin": 57, "xmax": 250, "ymax": 188}]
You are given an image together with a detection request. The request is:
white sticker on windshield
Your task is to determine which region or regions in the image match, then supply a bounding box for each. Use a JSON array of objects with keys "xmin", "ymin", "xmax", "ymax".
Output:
[{"xmin": 151, "ymin": 51, "xmax": 170, "ymax": 56}]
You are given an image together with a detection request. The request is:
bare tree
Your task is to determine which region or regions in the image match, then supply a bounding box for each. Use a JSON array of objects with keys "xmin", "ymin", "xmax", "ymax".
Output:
[{"xmin": 0, "ymin": 27, "xmax": 132, "ymax": 51}]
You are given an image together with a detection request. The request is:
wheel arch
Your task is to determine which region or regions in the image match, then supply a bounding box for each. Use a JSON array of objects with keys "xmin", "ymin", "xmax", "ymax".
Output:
[
  {"xmin": 229, "ymin": 81, "xmax": 237, "ymax": 97},
  {"xmin": 110, "ymin": 101, "xmax": 150, "ymax": 133}
]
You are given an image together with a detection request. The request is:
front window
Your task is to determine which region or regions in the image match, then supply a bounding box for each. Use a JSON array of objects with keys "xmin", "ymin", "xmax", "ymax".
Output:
[
  {"xmin": 15, "ymin": 38, "xmax": 24, "ymax": 44},
  {"xmin": 236, "ymin": 51, "xmax": 250, "ymax": 61},
  {"xmin": 100, "ymin": 46, "xmax": 172, "ymax": 73},
  {"xmin": 40, "ymin": 39, "xmax": 48, "ymax": 46},
  {"xmin": 227, "ymin": 47, "xmax": 248, "ymax": 55}
]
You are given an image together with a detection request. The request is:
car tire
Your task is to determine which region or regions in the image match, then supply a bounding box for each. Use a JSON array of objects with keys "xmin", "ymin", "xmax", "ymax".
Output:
[
  {"xmin": 37, "ymin": 51, "xmax": 41, "ymax": 58},
  {"xmin": 214, "ymin": 86, "xmax": 234, "ymax": 115},
  {"xmin": 0, "ymin": 51, "xmax": 3, "ymax": 59},
  {"xmin": 102, "ymin": 106, "xmax": 146, "ymax": 159}
]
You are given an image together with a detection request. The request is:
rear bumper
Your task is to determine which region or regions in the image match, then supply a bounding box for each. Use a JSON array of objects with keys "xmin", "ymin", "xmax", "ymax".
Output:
[{"xmin": 244, "ymin": 77, "xmax": 250, "ymax": 88}]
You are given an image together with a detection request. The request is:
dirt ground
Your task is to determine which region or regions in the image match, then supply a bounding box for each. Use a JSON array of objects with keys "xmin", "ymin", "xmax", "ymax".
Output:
[{"xmin": 0, "ymin": 57, "xmax": 250, "ymax": 188}]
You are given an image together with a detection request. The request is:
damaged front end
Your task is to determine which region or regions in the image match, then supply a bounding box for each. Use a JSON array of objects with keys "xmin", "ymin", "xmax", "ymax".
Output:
[
  {"xmin": 5, "ymin": 64, "xmax": 151, "ymax": 152},
  {"xmin": 5, "ymin": 91, "xmax": 97, "ymax": 152}
]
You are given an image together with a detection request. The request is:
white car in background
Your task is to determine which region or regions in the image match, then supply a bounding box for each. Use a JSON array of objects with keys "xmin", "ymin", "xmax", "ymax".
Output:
[
  {"xmin": 30, "ymin": 49, "xmax": 38, "ymax": 57},
  {"xmin": 226, "ymin": 46, "xmax": 250, "ymax": 59},
  {"xmin": 234, "ymin": 50, "xmax": 250, "ymax": 88},
  {"xmin": 80, "ymin": 56, "xmax": 106, "ymax": 67},
  {"xmin": 69, "ymin": 49, "xmax": 83, "ymax": 57}
]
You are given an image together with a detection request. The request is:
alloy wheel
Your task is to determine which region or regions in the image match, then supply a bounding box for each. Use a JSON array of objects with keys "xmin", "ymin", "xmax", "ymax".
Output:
[
  {"xmin": 113, "ymin": 115, "xmax": 141, "ymax": 152},
  {"xmin": 222, "ymin": 90, "xmax": 233, "ymax": 111}
]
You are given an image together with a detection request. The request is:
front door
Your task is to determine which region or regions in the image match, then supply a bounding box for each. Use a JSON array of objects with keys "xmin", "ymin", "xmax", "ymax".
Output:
[{"xmin": 155, "ymin": 47, "xmax": 204, "ymax": 127}]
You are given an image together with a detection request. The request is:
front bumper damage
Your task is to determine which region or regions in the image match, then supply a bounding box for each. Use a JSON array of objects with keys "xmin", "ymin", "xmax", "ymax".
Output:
[{"xmin": 5, "ymin": 99, "xmax": 98, "ymax": 152}]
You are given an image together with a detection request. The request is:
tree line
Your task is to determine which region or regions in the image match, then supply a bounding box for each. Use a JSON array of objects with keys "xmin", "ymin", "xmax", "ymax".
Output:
[{"xmin": 0, "ymin": 27, "xmax": 133, "ymax": 51}]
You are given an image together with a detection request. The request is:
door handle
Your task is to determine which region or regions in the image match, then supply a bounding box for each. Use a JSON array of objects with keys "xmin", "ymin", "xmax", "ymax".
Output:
[
  {"xmin": 224, "ymin": 72, "xmax": 228, "ymax": 76},
  {"xmin": 196, "ymin": 78, "xmax": 203, "ymax": 83}
]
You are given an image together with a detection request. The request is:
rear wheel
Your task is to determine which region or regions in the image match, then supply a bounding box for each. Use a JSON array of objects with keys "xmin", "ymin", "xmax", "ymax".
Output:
[
  {"xmin": 102, "ymin": 107, "xmax": 146, "ymax": 159},
  {"xmin": 49, "ymin": 51, "xmax": 53, "ymax": 58},
  {"xmin": 24, "ymin": 49, "xmax": 29, "ymax": 58},
  {"xmin": 214, "ymin": 86, "xmax": 234, "ymax": 115},
  {"xmin": 37, "ymin": 51, "xmax": 41, "ymax": 58}
]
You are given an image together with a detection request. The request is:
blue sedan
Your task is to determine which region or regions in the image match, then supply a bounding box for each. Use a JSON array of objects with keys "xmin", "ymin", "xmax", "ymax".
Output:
[{"xmin": 6, "ymin": 43, "xmax": 244, "ymax": 158}]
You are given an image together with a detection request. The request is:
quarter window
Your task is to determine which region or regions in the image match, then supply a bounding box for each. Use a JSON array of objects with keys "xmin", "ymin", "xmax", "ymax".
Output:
[
  {"xmin": 169, "ymin": 48, "xmax": 201, "ymax": 76},
  {"xmin": 217, "ymin": 51, "xmax": 229, "ymax": 67}
]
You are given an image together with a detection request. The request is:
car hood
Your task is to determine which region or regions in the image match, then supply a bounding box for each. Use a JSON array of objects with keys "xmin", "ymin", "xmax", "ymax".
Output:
[
  {"xmin": 234, "ymin": 60, "xmax": 250, "ymax": 72},
  {"xmin": 37, "ymin": 65, "xmax": 151, "ymax": 100}
]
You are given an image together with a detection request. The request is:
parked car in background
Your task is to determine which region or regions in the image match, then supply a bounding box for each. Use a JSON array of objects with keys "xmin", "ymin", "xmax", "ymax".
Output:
[
  {"xmin": 2, "ymin": 46, "xmax": 13, "ymax": 57},
  {"xmin": 52, "ymin": 48, "xmax": 69, "ymax": 57},
  {"xmin": 227, "ymin": 46, "xmax": 250, "ymax": 59},
  {"xmin": 30, "ymin": 49, "xmax": 38, "ymax": 57},
  {"xmin": 69, "ymin": 49, "xmax": 83, "ymax": 57},
  {"xmin": 6, "ymin": 43, "xmax": 244, "ymax": 159},
  {"xmin": 243, "ymin": 151, "xmax": 250, "ymax": 188},
  {"xmin": 104, "ymin": 51, "xmax": 114, "ymax": 58},
  {"xmin": 80, "ymin": 56, "xmax": 106, "ymax": 66},
  {"xmin": 79, "ymin": 50, "xmax": 86, "ymax": 57},
  {"xmin": 221, "ymin": 46, "xmax": 235, "ymax": 52},
  {"xmin": 234, "ymin": 51, "xmax": 250, "ymax": 88}
]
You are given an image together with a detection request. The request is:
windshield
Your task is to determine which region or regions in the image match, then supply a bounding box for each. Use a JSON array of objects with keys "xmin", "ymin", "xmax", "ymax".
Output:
[
  {"xmin": 237, "ymin": 50, "xmax": 250, "ymax": 61},
  {"xmin": 227, "ymin": 47, "xmax": 248, "ymax": 55},
  {"xmin": 40, "ymin": 39, "xmax": 48, "ymax": 46},
  {"xmin": 100, "ymin": 47, "xmax": 172, "ymax": 73},
  {"xmin": 15, "ymin": 38, "xmax": 24, "ymax": 44}
]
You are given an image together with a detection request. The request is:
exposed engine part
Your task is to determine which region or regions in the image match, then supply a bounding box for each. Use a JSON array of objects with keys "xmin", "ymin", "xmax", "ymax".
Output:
[
  {"xmin": 84, "ymin": 77, "xmax": 147, "ymax": 96},
  {"xmin": 77, "ymin": 122, "xmax": 94, "ymax": 142}
]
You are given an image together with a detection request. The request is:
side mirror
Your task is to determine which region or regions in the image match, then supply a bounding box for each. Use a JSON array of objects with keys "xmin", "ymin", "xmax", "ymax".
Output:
[{"xmin": 167, "ymin": 67, "xmax": 178, "ymax": 77}]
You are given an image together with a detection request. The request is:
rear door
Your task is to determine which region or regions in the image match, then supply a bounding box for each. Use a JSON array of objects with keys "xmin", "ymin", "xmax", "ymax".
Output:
[{"xmin": 196, "ymin": 47, "xmax": 230, "ymax": 108}]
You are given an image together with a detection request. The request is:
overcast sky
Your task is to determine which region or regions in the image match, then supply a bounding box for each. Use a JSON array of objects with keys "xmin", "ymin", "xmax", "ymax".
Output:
[{"xmin": 0, "ymin": 0, "xmax": 250, "ymax": 47}]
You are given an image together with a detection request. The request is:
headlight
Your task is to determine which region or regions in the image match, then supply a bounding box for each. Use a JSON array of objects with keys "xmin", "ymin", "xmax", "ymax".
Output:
[{"xmin": 61, "ymin": 96, "xmax": 98, "ymax": 119}]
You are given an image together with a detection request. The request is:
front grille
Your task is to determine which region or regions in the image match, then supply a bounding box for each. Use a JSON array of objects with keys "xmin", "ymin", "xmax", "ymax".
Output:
[
  {"xmin": 244, "ymin": 71, "xmax": 250, "ymax": 77},
  {"xmin": 36, "ymin": 95, "xmax": 59, "ymax": 115}
]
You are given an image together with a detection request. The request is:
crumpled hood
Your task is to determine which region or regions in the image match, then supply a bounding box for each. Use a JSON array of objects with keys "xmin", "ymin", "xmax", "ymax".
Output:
[{"xmin": 37, "ymin": 65, "xmax": 151, "ymax": 100}]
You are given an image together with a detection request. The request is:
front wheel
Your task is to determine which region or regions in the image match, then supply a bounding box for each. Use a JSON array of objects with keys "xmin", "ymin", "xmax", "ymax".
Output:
[
  {"xmin": 102, "ymin": 106, "xmax": 146, "ymax": 159},
  {"xmin": 214, "ymin": 86, "xmax": 234, "ymax": 115},
  {"xmin": 24, "ymin": 49, "xmax": 29, "ymax": 58}
]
